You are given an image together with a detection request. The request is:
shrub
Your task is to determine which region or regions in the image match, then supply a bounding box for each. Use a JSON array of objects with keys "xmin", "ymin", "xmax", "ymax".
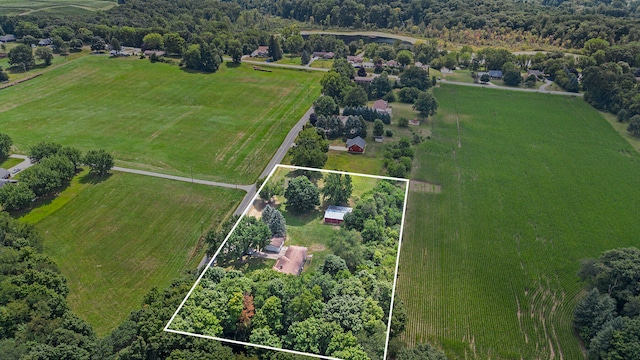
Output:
[
  {"xmin": 398, "ymin": 117, "xmax": 409, "ymax": 127},
  {"xmin": 385, "ymin": 129, "xmax": 394, "ymax": 137}
]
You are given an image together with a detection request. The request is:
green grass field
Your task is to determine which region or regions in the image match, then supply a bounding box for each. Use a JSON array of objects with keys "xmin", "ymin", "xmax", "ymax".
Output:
[
  {"xmin": 21, "ymin": 171, "xmax": 244, "ymax": 335},
  {"xmin": 0, "ymin": 0, "xmax": 115, "ymax": 16},
  {"xmin": 397, "ymin": 84, "xmax": 640, "ymax": 359},
  {"xmin": 0, "ymin": 157, "xmax": 21, "ymax": 169},
  {"xmin": 0, "ymin": 55, "xmax": 322, "ymax": 184}
]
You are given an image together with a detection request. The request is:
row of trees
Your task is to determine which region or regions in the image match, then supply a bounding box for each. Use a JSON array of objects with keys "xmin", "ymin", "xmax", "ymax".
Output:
[
  {"xmin": 574, "ymin": 247, "xmax": 640, "ymax": 359},
  {"xmin": 0, "ymin": 139, "xmax": 113, "ymax": 211}
]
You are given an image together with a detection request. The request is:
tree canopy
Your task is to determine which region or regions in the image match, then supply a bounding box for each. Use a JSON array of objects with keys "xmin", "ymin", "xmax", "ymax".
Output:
[{"xmin": 284, "ymin": 176, "xmax": 320, "ymax": 213}]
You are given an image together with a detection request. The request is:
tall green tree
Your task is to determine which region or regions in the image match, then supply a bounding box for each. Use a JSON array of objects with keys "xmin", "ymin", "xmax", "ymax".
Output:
[
  {"xmin": 143, "ymin": 33, "xmax": 164, "ymax": 50},
  {"xmin": 0, "ymin": 133, "xmax": 12, "ymax": 162},
  {"xmin": 8, "ymin": 44, "xmax": 35, "ymax": 70},
  {"xmin": 314, "ymin": 95, "xmax": 339, "ymax": 117},
  {"xmin": 29, "ymin": 141, "xmax": 62, "ymax": 162},
  {"xmin": 413, "ymin": 92, "xmax": 439, "ymax": 119},
  {"xmin": 343, "ymin": 86, "xmax": 368, "ymax": 107},
  {"xmin": 0, "ymin": 183, "xmax": 35, "ymax": 211},
  {"xmin": 320, "ymin": 71, "xmax": 350, "ymax": 101},
  {"xmin": 164, "ymin": 33, "xmax": 185, "ymax": 55},
  {"xmin": 261, "ymin": 205, "xmax": 286, "ymax": 237},
  {"xmin": 371, "ymin": 72, "xmax": 392, "ymax": 98},
  {"xmin": 268, "ymin": 35, "xmax": 282, "ymax": 61},
  {"xmin": 321, "ymin": 173, "xmax": 353, "ymax": 205},
  {"xmin": 227, "ymin": 39, "xmax": 242, "ymax": 63},
  {"xmin": 399, "ymin": 66, "xmax": 430, "ymax": 90},
  {"xmin": 83, "ymin": 149, "xmax": 114, "ymax": 176},
  {"xmin": 289, "ymin": 126, "xmax": 329, "ymax": 169},
  {"xmin": 284, "ymin": 176, "xmax": 320, "ymax": 213},
  {"xmin": 35, "ymin": 46, "xmax": 53, "ymax": 66}
]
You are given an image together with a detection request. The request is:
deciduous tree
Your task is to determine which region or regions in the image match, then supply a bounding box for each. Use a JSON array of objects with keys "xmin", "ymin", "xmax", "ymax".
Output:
[
  {"xmin": 83, "ymin": 149, "xmax": 114, "ymax": 176},
  {"xmin": 289, "ymin": 126, "xmax": 329, "ymax": 169},
  {"xmin": 35, "ymin": 46, "xmax": 53, "ymax": 66},
  {"xmin": 0, "ymin": 133, "xmax": 12, "ymax": 162},
  {"xmin": 8, "ymin": 45, "xmax": 35, "ymax": 70},
  {"xmin": 322, "ymin": 173, "xmax": 353, "ymax": 205},
  {"xmin": 413, "ymin": 92, "xmax": 439, "ymax": 119},
  {"xmin": 284, "ymin": 176, "xmax": 320, "ymax": 213},
  {"xmin": 143, "ymin": 33, "xmax": 164, "ymax": 50}
]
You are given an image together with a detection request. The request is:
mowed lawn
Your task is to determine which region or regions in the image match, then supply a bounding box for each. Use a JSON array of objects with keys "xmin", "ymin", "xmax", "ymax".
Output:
[
  {"xmin": 21, "ymin": 172, "xmax": 244, "ymax": 335},
  {"xmin": 398, "ymin": 85, "xmax": 640, "ymax": 359},
  {"xmin": 0, "ymin": 55, "xmax": 322, "ymax": 184}
]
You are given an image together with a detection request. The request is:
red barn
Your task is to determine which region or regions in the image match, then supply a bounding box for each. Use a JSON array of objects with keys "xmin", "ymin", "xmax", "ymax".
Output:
[
  {"xmin": 324, "ymin": 206, "xmax": 353, "ymax": 225},
  {"xmin": 346, "ymin": 136, "xmax": 366, "ymax": 154}
]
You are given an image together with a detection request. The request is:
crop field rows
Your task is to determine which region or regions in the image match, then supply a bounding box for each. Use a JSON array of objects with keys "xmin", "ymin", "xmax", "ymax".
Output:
[{"xmin": 397, "ymin": 85, "xmax": 640, "ymax": 359}]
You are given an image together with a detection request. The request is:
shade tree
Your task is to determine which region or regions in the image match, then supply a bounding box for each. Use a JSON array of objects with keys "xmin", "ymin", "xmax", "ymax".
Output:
[
  {"xmin": 413, "ymin": 92, "xmax": 439, "ymax": 119},
  {"xmin": 8, "ymin": 44, "xmax": 35, "ymax": 70},
  {"xmin": 284, "ymin": 176, "xmax": 320, "ymax": 213},
  {"xmin": 321, "ymin": 173, "xmax": 353, "ymax": 205},
  {"xmin": 83, "ymin": 149, "xmax": 114, "ymax": 176},
  {"xmin": 289, "ymin": 125, "xmax": 329, "ymax": 169},
  {"xmin": 35, "ymin": 46, "xmax": 53, "ymax": 66}
]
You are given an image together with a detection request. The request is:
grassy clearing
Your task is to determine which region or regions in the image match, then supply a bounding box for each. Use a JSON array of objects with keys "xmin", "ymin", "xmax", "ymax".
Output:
[
  {"xmin": 21, "ymin": 172, "xmax": 244, "ymax": 335},
  {"xmin": 397, "ymin": 84, "xmax": 640, "ymax": 359},
  {"xmin": 0, "ymin": 47, "xmax": 89, "ymax": 83},
  {"xmin": 600, "ymin": 110, "xmax": 640, "ymax": 153},
  {"xmin": 0, "ymin": 157, "xmax": 21, "ymax": 169},
  {"xmin": 0, "ymin": 0, "xmax": 115, "ymax": 16},
  {"xmin": 275, "ymin": 55, "xmax": 303, "ymax": 66},
  {"xmin": 0, "ymin": 55, "xmax": 322, "ymax": 184},
  {"xmin": 310, "ymin": 58, "xmax": 334, "ymax": 69}
]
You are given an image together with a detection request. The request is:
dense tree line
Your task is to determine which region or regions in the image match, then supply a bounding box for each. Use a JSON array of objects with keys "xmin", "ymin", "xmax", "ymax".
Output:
[
  {"xmin": 220, "ymin": 0, "xmax": 640, "ymax": 49},
  {"xmin": 0, "ymin": 212, "xmax": 98, "ymax": 358},
  {"xmin": 0, "ymin": 140, "xmax": 113, "ymax": 212},
  {"xmin": 574, "ymin": 247, "xmax": 640, "ymax": 359}
]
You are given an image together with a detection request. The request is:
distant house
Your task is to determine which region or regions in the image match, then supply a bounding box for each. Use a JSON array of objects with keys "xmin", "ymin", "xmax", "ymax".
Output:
[
  {"xmin": 273, "ymin": 246, "xmax": 307, "ymax": 275},
  {"xmin": 347, "ymin": 55, "xmax": 363, "ymax": 65},
  {"xmin": 527, "ymin": 69, "xmax": 545, "ymax": 78},
  {"xmin": 0, "ymin": 34, "xmax": 16, "ymax": 43},
  {"xmin": 372, "ymin": 99, "xmax": 392, "ymax": 115},
  {"xmin": 251, "ymin": 46, "xmax": 269, "ymax": 58},
  {"xmin": 361, "ymin": 61, "xmax": 374, "ymax": 68},
  {"xmin": 324, "ymin": 206, "xmax": 353, "ymax": 225},
  {"xmin": 409, "ymin": 119, "xmax": 421, "ymax": 126},
  {"xmin": 265, "ymin": 237, "xmax": 285, "ymax": 253},
  {"xmin": 386, "ymin": 60, "xmax": 399, "ymax": 68},
  {"xmin": 414, "ymin": 62, "xmax": 429, "ymax": 70},
  {"xmin": 313, "ymin": 51, "xmax": 334, "ymax": 59},
  {"xmin": 375, "ymin": 136, "xmax": 384, "ymax": 143},
  {"xmin": 440, "ymin": 67, "xmax": 452, "ymax": 74},
  {"xmin": 144, "ymin": 50, "xmax": 165, "ymax": 57},
  {"xmin": 0, "ymin": 168, "xmax": 10, "ymax": 179},
  {"xmin": 346, "ymin": 136, "xmax": 366, "ymax": 153},
  {"xmin": 354, "ymin": 76, "xmax": 373, "ymax": 84},
  {"xmin": 488, "ymin": 70, "xmax": 503, "ymax": 79},
  {"xmin": 38, "ymin": 38, "xmax": 53, "ymax": 46}
]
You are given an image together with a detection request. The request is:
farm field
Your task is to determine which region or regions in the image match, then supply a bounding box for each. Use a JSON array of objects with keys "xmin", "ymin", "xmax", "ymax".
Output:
[
  {"xmin": 0, "ymin": 0, "xmax": 115, "ymax": 16},
  {"xmin": 397, "ymin": 84, "xmax": 640, "ymax": 359},
  {"xmin": 20, "ymin": 171, "xmax": 244, "ymax": 335},
  {"xmin": 0, "ymin": 55, "xmax": 322, "ymax": 184}
]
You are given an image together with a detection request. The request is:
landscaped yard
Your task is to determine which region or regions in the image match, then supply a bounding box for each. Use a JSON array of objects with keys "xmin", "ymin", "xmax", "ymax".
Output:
[
  {"xmin": 20, "ymin": 171, "xmax": 244, "ymax": 335},
  {"xmin": 398, "ymin": 84, "xmax": 640, "ymax": 359},
  {"xmin": 0, "ymin": 55, "xmax": 322, "ymax": 184}
]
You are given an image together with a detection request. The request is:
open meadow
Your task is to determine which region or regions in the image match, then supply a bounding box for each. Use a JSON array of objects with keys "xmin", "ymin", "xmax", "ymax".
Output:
[
  {"xmin": 0, "ymin": 55, "xmax": 322, "ymax": 184},
  {"xmin": 397, "ymin": 84, "xmax": 640, "ymax": 359},
  {"xmin": 0, "ymin": 0, "xmax": 115, "ymax": 16},
  {"xmin": 20, "ymin": 171, "xmax": 244, "ymax": 335}
]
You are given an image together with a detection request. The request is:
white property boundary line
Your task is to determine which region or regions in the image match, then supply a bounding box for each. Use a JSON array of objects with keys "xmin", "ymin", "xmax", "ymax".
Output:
[{"xmin": 164, "ymin": 164, "xmax": 410, "ymax": 360}]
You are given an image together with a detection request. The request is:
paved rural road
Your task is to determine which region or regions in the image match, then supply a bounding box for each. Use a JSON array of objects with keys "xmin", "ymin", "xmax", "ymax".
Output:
[
  {"xmin": 440, "ymin": 79, "xmax": 584, "ymax": 96},
  {"xmin": 112, "ymin": 167, "xmax": 254, "ymax": 191}
]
